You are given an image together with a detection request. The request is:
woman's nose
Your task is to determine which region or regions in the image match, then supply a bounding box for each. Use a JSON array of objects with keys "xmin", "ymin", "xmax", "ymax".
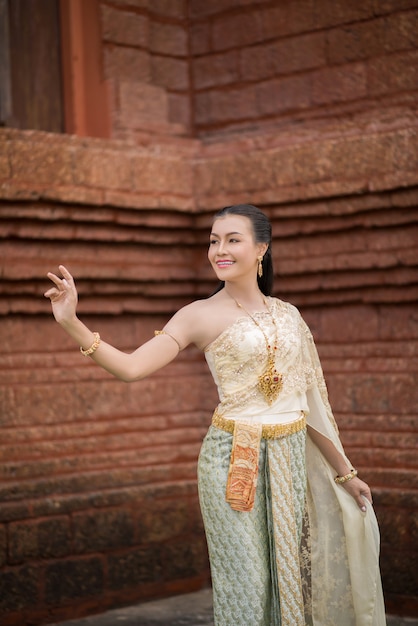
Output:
[{"xmin": 217, "ymin": 240, "xmax": 227, "ymax": 255}]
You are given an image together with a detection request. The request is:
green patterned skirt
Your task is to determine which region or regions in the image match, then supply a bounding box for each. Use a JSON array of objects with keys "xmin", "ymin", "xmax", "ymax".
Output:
[{"xmin": 198, "ymin": 424, "xmax": 307, "ymax": 626}]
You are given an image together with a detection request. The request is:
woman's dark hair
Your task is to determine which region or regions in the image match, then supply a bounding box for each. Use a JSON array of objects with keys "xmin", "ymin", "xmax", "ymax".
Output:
[{"xmin": 211, "ymin": 204, "xmax": 274, "ymax": 296}]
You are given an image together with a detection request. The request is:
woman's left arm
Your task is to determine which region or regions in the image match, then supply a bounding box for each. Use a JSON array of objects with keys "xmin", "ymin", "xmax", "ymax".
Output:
[{"xmin": 307, "ymin": 425, "xmax": 372, "ymax": 512}]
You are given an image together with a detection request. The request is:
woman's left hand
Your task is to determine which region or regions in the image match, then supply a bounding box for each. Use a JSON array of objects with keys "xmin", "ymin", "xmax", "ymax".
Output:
[{"xmin": 341, "ymin": 476, "xmax": 372, "ymax": 512}]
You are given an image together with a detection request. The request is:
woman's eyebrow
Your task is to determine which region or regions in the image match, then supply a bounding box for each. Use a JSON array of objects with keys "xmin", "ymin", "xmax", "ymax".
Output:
[{"xmin": 210, "ymin": 231, "xmax": 243, "ymax": 237}]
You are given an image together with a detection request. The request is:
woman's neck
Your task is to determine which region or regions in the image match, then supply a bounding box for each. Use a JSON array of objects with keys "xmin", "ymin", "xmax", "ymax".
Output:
[{"xmin": 223, "ymin": 282, "xmax": 266, "ymax": 311}]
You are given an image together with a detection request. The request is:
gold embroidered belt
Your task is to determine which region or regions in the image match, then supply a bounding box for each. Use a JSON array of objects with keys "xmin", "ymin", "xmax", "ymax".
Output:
[
  {"xmin": 212, "ymin": 409, "xmax": 306, "ymax": 440},
  {"xmin": 212, "ymin": 409, "xmax": 306, "ymax": 513}
]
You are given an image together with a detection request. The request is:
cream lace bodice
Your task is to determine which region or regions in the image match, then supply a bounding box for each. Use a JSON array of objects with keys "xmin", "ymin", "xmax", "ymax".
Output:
[{"xmin": 205, "ymin": 297, "xmax": 323, "ymax": 421}]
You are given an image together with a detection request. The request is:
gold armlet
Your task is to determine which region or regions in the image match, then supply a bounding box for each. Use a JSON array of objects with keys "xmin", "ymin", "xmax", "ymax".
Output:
[
  {"xmin": 334, "ymin": 469, "xmax": 358, "ymax": 485},
  {"xmin": 154, "ymin": 330, "xmax": 181, "ymax": 350},
  {"xmin": 80, "ymin": 332, "xmax": 101, "ymax": 357}
]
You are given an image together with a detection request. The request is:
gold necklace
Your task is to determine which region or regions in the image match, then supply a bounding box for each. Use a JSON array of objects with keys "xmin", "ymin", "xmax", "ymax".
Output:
[{"xmin": 232, "ymin": 295, "xmax": 283, "ymax": 405}]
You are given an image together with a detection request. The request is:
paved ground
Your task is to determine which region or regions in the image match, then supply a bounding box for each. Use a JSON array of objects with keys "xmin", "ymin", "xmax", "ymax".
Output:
[{"xmin": 50, "ymin": 588, "xmax": 418, "ymax": 626}]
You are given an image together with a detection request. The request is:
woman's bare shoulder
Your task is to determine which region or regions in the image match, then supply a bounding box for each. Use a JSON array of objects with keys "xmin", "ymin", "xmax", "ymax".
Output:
[{"xmin": 164, "ymin": 292, "xmax": 231, "ymax": 350}]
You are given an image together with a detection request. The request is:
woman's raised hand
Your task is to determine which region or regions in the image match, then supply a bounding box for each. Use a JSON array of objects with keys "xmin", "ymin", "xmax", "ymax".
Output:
[{"xmin": 44, "ymin": 265, "xmax": 78, "ymax": 325}]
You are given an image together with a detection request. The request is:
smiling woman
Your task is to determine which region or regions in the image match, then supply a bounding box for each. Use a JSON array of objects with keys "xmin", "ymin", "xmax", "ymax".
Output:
[{"xmin": 45, "ymin": 204, "xmax": 386, "ymax": 626}]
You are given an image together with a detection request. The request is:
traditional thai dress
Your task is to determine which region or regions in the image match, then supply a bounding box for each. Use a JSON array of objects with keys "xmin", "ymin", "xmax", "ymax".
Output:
[{"xmin": 197, "ymin": 297, "xmax": 386, "ymax": 626}]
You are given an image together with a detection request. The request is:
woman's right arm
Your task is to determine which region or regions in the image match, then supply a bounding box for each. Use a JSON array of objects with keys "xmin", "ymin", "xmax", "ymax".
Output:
[{"xmin": 44, "ymin": 265, "xmax": 182, "ymax": 382}]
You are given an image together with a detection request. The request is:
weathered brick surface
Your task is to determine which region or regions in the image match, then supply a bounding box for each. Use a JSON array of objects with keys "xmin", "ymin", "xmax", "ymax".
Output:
[
  {"xmin": 0, "ymin": 565, "xmax": 39, "ymax": 612},
  {"xmin": 73, "ymin": 509, "xmax": 135, "ymax": 554},
  {"xmin": 149, "ymin": 20, "xmax": 188, "ymax": 56},
  {"xmin": 8, "ymin": 517, "xmax": 72, "ymax": 564},
  {"xmin": 151, "ymin": 55, "xmax": 189, "ymax": 91},
  {"xmin": 45, "ymin": 557, "xmax": 105, "ymax": 603},
  {"xmin": 108, "ymin": 546, "xmax": 162, "ymax": 590},
  {"xmin": 0, "ymin": 525, "xmax": 6, "ymax": 567},
  {"xmin": 190, "ymin": 1, "xmax": 418, "ymax": 135},
  {"xmin": 104, "ymin": 45, "xmax": 151, "ymax": 83},
  {"xmin": 1, "ymin": 0, "xmax": 417, "ymax": 623},
  {"xmin": 101, "ymin": 4, "xmax": 149, "ymax": 48}
]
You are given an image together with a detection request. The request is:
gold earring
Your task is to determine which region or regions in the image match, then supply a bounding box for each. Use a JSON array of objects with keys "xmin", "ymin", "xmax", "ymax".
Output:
[{"xmin": 257, "ymin": 256, "xmax": 263, "ymax": 278}]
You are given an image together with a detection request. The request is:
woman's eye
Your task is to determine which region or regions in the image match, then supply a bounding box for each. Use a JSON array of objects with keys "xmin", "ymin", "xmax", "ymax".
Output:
[{"xmin": 209, "ymin": 240, "xmax": 218, "ymax": 245}]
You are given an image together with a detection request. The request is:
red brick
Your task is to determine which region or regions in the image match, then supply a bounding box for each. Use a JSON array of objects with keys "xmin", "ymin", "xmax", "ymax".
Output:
[
  {"xmin": 327, "ymin": 20, "xmax": 384, "ymax": 64},
  {"xmin": 118, "ymin": 81, "xmax": 168, "ymax": 128},
  {"xmin": 312, "ymin": 62, "xmax": 367, "ymax": 105},
  {"xmin": 261, "ymin": 0, "xmax": 314, "ymax": 40},
  {"xmin": 212, "ymin": 10, "xmax": 264, "ymax": 51},
  {"xmin": 104, "ymin": 45, "xmax": 151, "ymax": 82},
  {"xmin": 168, "ymin": 92, "xmax": 191, "ymax": 128},
  {"xmin": 318, "ymin": 305, "xmax": 380, "ymax": 341},
  {"xmin": 207, "ymin": 85, "xmax": 258, "ymax": 124},
  {"xmin": 0, "ymin": 150, "xmax": 10, "ymax": 179},
  {"xmin": 383, "ymin": 10, "xmax": 418, "ymax": 52},
  {"xmin": 380, "ymin": 546, "xmax": 418, "ymax": 596},
  {"xmin": 388, "ymin": 373, "xmax": 418, "ymax": 413},
  {"xmin": 108, "ymin": 546, "xmax": 162, "ymax": 590},
  {"xmin": 10, "ymin": 139, "xmax": 73, "ymax": 186},
  {"xmin": 326, "ymin": 374, "xmax": 377, "ymax": 413},
  {"xmin": 150, "ymin": 20, "xmax": 188, "ymax": 56},
  {"xmin": 109, "ymin": 0, "xmax": 148, "ymax": 7},
  {"xmin": 101, "ymin": 5, "xmax": 149, "ymax": 47},
  {"xmin": 327, "ymin": 133, "xmax": 398, "ymax": 179},
  {"xmin": 192, "ymin": 50, "xmax": 239, "ymax": 90},
  {"xmin": 0, "ymin": 565, "xmax": 40, "ymax": 612},
  {"xmin": 190, "ymin": 21, "xmax": 211, "ymax": 55},
  {"xmin": 190, "ymin": 0, "xmax": 238, "ymax": 19},
  {"xmin": 150, "ymin": 0, "xmax": 187, "ymax": 18},
  {"xmin": 73, "ymin": 509, "xmax": 135, "ymax": 553},
  {"xmin": 239, "ymin": 43, "xmax": 276, "ymax": 83},
  {"xmin": 367, "ymin": 49, "xmax": 418, "ymax": 95},
  {"xmin": 163, "ymin": 537, "xmax": 208, "ymax": 580},
  {"xmin": 374, "ymin": 0, "xmax": 418, "ymax": 15},
  {"xmin": 194, "ymin": 91, "xmax": 211, "ymax": 125},
  {"xmin": 135, "ymin": 499, "xmax": 190, "ymax": 543},
  {"xmin": 72, "ymin": 148, "xmax": 133, "ymax": 190},
  {"xmin": 0, "ymin": 525, "xmax": 6, "ymax": 567},
  {"xmin": 242, "ymin": 32, "xmax": 326, "ymax": 80},
  {"xmin": 396, "ymin": 131, "xmax": 418, "ymax": 172},
  {"xmin": 313, "ymin": 0, "xmax": 375, "ymax": 28},
  {"xmin": 8, "ymin": 517, "xmax": 72, "ymax": 564},
  {"xmin": 151, "ymin": 55, "xmax": 189, "ymax": 90},
  {"xmin": 131, "ymin": 154, "xmax": 193, "ymax": 195},
  {"xmin": 45, "ymin": 557, "xmax": 104, "ymax": 603},
  {"xmin": 256, "ymin": 75, "xmax": 311, "ymax": 116}
]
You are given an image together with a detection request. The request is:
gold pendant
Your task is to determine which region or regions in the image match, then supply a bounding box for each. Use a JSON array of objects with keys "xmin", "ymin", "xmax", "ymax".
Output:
[{"xmin": 257, "ymin": 354, "xmax": 283, "ymax": 405}]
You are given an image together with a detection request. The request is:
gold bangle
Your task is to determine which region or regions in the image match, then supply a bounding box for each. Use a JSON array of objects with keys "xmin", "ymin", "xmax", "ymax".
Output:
[
  {"xmin": 80, "ymin": 332, "xmax": 101, "ymax": 357},
  {"xmin": 334, "ymin": 469, "xmax": 358, "ymax": 485}
]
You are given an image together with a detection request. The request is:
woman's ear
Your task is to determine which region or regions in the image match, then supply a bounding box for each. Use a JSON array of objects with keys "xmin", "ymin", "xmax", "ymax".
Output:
[{"xmin": 257, "ymin": 242, "xmax": 269, "ymax": 258}]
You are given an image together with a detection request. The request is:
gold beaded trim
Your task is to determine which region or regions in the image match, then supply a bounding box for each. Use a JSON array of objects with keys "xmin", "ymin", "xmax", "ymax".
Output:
[
  {"xmin": 80, "ymin": 332, "xmax": 101, "ymax": 357},
  {"xmin": 212, "ymin": 409, "xmax": 306, "ymax": 440}
]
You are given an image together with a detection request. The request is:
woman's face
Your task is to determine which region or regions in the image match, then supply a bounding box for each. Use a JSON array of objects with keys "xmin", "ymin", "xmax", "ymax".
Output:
[{"xmin": 208, "ymin": 214, "xmax": 267, "ymax": 283}]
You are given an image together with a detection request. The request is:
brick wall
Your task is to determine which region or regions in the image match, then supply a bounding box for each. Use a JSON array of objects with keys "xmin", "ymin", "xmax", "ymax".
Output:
[
  {"xmin": 100, "ymin": 0, "xmax": 192, "ymax": 138},
  {"xmin": 0, "ymin": 0, "xmax": 417, "ymax": 623},
  {"xmin": 190, "ymin": 0, "xmax": 418, "ymax": 135}
]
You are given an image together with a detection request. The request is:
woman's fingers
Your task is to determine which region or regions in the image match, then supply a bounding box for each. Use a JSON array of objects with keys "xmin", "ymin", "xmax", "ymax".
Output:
[
  {"xmin": 44, "ymin": 287, "xmax": 58, "ymax": 298},
  {"xmin": 59, "ymin": 265, "xmax": 74, "ymax": 282},
  {"xmin": 46, "ymin": 271, "xmax": 63, "ymax": 288},
  {"xmin": 343, "ymin": 478, "xmax": 372, "ymax": 512},
  {"xmin": 44, "ymin": 267, "xmax": 75, "ymax": 300}
]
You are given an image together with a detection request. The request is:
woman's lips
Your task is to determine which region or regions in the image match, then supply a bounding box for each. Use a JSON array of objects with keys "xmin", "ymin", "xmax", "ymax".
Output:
[{"xmin": 216, "ymin": 260, "xmax": 234, "ymax": 268}]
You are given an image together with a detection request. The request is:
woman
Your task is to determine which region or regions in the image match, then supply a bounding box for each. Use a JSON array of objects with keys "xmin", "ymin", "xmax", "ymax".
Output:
[{"xmin": 45, "ymin": 204, "xmax": 385, "ymax": 625}]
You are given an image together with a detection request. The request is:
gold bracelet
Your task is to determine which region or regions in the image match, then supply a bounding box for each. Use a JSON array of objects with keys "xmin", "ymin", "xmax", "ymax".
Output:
[
  {"xmin": 80, "ymin": 332, "xmax": 101, "ymax": 357},
  {"xmin": 334, "ymin": 468, "xmax": 358, "ymax": 485}
]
